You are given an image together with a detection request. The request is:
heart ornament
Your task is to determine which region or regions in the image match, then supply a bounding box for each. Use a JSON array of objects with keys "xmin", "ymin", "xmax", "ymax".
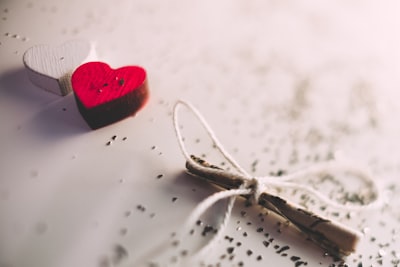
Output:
[
  {"xmin": 71, "ymin": 61, "xmax": 149, "ymax": 129},
  {"xmin": 23, "ymin": 39, "xmax": 95, "ymax": 96}
]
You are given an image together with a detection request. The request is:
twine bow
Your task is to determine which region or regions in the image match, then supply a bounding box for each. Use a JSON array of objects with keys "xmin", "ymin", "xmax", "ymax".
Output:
[{"xmin": 171, "ymin": 100, "xmax": 383, "ymax": 262}]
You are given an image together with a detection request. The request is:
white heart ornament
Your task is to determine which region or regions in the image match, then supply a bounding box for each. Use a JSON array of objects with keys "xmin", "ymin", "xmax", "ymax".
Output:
[{"xmin": 23, "ymin": 40, "xmax": 96, "ymax": 96}]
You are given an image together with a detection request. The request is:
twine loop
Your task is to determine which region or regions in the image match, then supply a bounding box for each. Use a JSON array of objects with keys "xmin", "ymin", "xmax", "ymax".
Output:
[{"xmin": 171, "ymin": 100, "xmax": 384, "ymax": 263}]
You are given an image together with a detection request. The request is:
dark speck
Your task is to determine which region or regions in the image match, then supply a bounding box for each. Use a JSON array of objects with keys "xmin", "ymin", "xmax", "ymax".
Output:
[
  {"xmin": 156, "ymin": 174, "xmax": 163, "ymax": 179},
  {"xmin": 118, "ymin": 79, "xmax": 125, "ymax": 86},
  {"xmin": 291, "ymin": 256, "xmax": 300, "ymax": 262},
  {"xmin": 119, "ymin": 228, "xmax": 127, "ymax": 236},
  {"xmin": 256, "ymin": 255, "xmax": 262, "ymax": 261},
  {"xmin": 111, "ymin": 135, "xmax": 117, "ymax": 140},
  {"xmin": 136, "ymin": 204, "xmax": 145, "ymax": 212},
  {"xmin": 181, "ymin": 250, "xmax": 188, "ymax": 256},
  {"xmin": 227, "ymin": 247, "xmax": 234, "ymax": 254},
  {"xmin": 172, "ymin": 197, "xmax": 178, "ymax": 202},
  {"xmin": 35, "ymin": 221, "xmax": 48, "ymax": 235},
  {"xmin": 276, "ymin": 245, "xmax": 290, "ymax": 254}
]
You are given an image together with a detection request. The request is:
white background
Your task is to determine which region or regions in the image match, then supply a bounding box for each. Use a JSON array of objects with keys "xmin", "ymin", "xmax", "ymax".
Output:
[{"xmin": 1, "ymin": 0, "xmax": 400, "ymax": 266}]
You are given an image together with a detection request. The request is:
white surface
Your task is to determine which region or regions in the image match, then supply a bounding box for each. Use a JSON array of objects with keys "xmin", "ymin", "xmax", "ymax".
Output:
[{"xmin": 1, "ymin": 0, "xmax": 400, "ymax": 267}]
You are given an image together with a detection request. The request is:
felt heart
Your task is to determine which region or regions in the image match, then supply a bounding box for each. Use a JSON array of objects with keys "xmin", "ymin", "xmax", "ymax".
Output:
[
  {"xmin": 23, "ymin": 39, "xmax": 95, "ymax": 96},
  {"xmin": 71, "ymin": 61, "xmax": 149, "ymax": 129}
]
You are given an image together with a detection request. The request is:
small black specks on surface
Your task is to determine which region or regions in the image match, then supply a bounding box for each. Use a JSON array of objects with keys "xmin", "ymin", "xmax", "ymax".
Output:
[
  {"xmin": 112, "ymin": 244, "xmax": 128, "ymax": 265},
  {"xmin": 136, "ymin": 204, "xmax": 146, "ymax": 212},
  {"xmin": 35, "ymin": 221, "xmax": 48, "ymax": 235},
  {"xmin": 156, "ymin": 174, "xmax": 163, "ymax": 179},
  {"xmin": 99, "ymin": 256, "xmax": 110, "ymax": 267},
  {"xmin": 276, "ymin": 245, "xmax": 290, "ymax": 254},
  {"xmin": 181, "ymin": 250, "xmax": 188, "ymax": 256},
  {"xmin": 171, "ymin": 197, "xmax": 178, "ymax": 202},
  {"xmin": 201, "ymin": 225, "xmax": 215, "ymax": 236},
  {"xmin": 119, "ymin": 227, "xmax": 127, "ymax": 236},
  {"xmin": 224, "ymin": 235, "xmax": 234, "ymax": 242},
  {"xmin": 30, "ymin": 170, "xmax": 39, "ymax": 178},
  {"xmin": 295, "ymin": 261, "xmax": 308, "ymax": 267},
  {"xmin": 291, "ymin": 256, "xmax": 300, "ymax": 262}
]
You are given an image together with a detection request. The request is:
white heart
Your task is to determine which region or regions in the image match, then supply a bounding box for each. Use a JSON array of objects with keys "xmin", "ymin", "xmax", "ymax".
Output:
[{"xmin": 23, "ymin": 40, "xmax": 96, "ymax": 96}]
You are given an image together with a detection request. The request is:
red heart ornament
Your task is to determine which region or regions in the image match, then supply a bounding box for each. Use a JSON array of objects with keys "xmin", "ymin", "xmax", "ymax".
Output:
[{"xmin": 71, "ymin": 62, "xmax": 149, "ymax": 129}]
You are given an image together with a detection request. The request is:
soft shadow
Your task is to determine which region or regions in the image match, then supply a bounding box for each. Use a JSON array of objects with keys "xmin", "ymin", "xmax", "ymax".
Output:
[
  {"xmin": 168, "ymin": 171, "xmax": 220, "ymax": 204},
  {"xmin": 0, "ymin": 68, "xmax": 90, "ymax": 141},
  {"xmin": 0, "ymin": 68, "xmax": 58, "ymax": 105},
  {"xmin": 27, "ymin": 94, "xmax": 91, "ymax": 141}
]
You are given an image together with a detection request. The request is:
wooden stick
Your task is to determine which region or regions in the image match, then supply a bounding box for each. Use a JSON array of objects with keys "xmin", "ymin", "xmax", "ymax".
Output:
[{"xmin": 186, "ymin": 155, "xmax": 361, "ymax": 257}]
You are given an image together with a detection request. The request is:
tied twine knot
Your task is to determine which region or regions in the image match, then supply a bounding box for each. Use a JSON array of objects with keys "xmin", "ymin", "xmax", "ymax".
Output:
[
  {"xmin": 169, "ymin": 100, "xmax": 383, "ymax": 264},
  {"xmin": 244, "ymin": 177, "xmax": 263, "ymax": 205}
]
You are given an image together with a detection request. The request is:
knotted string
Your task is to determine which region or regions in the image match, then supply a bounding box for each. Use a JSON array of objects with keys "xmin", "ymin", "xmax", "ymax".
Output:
[{"xmin": 171, "ymin": 100, "xmax": 383, "ymax": 264}]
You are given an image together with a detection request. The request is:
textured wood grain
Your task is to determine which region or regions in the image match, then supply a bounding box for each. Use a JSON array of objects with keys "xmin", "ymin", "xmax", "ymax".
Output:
[
  {"xmin": 23, "ymin": 40, "xmax": 95, "ymax": 96},
  {"xmin": 71, "ymin": 61, "xmax": 149, "ymax": 129}
]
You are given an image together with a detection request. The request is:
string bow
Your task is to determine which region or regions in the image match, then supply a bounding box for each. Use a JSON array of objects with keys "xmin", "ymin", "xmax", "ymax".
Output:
[{"xmin": 172, "ymin": 100, "xmax": 383, "ymax": 261}]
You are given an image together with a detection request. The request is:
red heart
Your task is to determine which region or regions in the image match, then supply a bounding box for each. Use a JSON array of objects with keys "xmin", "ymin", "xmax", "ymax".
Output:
[{"xmin": 71, "ymin": 62, "xmax": 149, "ymax": 129}]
